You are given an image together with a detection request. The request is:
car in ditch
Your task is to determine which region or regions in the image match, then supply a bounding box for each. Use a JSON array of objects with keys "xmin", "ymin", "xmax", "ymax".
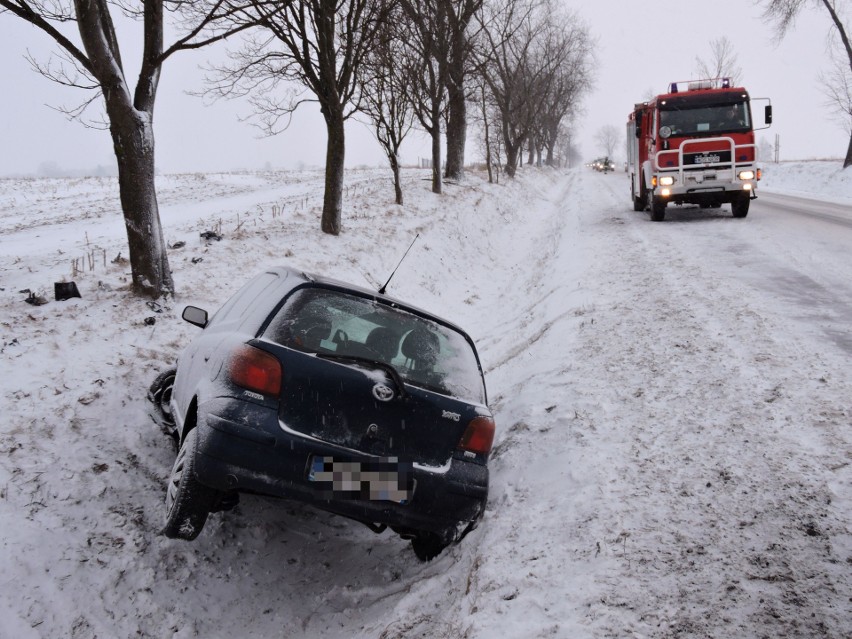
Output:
[{"xmin": 148, "ymin": 265, "xmax": 495, "ymax": 560}]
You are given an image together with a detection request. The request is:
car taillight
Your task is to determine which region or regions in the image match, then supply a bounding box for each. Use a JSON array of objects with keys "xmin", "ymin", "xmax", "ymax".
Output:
[
  {"xmin": 228, "ymin": 345, "xmax": 282, "ymax": 396},
  {"xmin": 459, "ymin": 416, "xmax": 495, "ymax": 456}
]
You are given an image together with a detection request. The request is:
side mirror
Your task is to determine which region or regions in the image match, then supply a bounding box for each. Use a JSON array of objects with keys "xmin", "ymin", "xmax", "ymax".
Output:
[
  {"xmin": 635, "ymin": 112, "xmax": 642, "ymax": 138},
  {"xmin": 765, "ymin": 105, "xmax": 773, "ymax": 125},
  {"xmin": 182, "ymin": 305, "xmax": 208, "ymax": 329}
]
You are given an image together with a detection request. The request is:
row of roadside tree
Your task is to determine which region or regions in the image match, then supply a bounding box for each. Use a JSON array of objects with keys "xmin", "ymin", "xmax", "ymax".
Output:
[{"xmin": 0, "ymin": 0, "xmax": 594, "ymax": 299}]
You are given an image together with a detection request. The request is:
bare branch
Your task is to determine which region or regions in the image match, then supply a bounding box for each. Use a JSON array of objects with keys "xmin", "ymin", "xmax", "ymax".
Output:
[
  {"xmin": 694, "ymin": 36, "xmax": 743, "ymax": 85},
  {"xmin": 25, "ymin": 47, "xmax": 99, "ymax": 89}
]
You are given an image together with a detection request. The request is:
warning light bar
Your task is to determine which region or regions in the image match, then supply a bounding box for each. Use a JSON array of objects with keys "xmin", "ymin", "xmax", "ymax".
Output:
[{"xmin": 668, "ymin": 77, "xmax": 732, "ymax": 93}]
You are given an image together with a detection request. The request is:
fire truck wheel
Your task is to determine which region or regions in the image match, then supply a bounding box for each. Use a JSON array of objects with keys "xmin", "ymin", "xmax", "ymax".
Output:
[
  {"xmin": 732, "ymin": 193, "xmax": 750, "ymax": 218},
  {"xmin": 650, "ymin": 197, "xmax": 666, "ymax": 221}
]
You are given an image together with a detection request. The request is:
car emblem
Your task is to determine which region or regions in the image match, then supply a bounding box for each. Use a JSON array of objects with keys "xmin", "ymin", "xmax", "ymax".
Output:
[{"xmin": 372, "ymin": 383, "xmax": 395, "ymax": 402}]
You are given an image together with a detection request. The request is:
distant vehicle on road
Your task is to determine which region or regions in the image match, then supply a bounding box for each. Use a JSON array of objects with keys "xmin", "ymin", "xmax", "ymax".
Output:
[{"xmin": 592, "ymin": 157, "xmax": 615, "ymax": 173}]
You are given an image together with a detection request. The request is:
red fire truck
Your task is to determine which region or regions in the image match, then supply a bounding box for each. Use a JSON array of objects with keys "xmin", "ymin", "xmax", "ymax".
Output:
[{"xmin": 627, "ymin": 78, "xmax": 772, "ymax": 221}]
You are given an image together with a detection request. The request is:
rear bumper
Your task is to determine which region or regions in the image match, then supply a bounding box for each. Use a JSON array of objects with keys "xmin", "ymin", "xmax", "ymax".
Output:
[{"xmin": 192, "ymin": 398, "xmax": 488, "ymax": 540}]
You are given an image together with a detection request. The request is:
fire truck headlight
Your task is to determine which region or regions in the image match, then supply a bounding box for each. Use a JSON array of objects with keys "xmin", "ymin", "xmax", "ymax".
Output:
[
  {"xmin": 743, "ymin": 183, "xmax": 753, "ymax": 191},
  {"xmin": 661, "ymin": 188, "xmax": 671, "ymax": 197},
  {"xmin": 659, "ymin": 176, "xmax": 675, "ymax": 186},
  {"xmin": 738, "ymin": 170, "xmax": 755, "ymax": 180}
]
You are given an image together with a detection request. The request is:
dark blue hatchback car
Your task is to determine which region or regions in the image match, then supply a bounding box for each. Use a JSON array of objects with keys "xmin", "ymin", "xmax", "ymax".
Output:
[{"xmin": 149, "ymin": 266, "xmax": 495, "ymax": 560}]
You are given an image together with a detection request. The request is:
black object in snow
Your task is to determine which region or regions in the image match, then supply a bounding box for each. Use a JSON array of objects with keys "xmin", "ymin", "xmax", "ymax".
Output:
[{"xmin": 55, "ymin": 281, "xmax": 82, "ymax": 301}]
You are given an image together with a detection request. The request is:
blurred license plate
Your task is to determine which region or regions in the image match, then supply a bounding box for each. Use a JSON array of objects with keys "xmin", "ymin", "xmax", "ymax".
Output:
[{"xmin": 308, "ymin": 456, "xmax": 413, "ymax": 504}]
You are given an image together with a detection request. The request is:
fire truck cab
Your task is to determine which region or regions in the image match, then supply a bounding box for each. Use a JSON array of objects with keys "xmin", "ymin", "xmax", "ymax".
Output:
[{"xmin": 627, "ymin": 78, "xmax": 772, "ymax": 221}]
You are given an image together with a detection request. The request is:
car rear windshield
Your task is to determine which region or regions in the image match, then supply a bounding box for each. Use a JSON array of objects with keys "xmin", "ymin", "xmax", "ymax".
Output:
[{"xmin": 263, "ymin": 287, "xmax": 486, "ymax": 404}]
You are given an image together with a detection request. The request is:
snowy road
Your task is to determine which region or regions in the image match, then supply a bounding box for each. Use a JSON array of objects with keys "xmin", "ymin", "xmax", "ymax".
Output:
[
  {"xmin": 756, "ymin": 191, "xmax": 852, "ymax": 229},
  {"xmin": 0, "ymin": 167, "xmax": 849, "ymax": 638},
  {"xmin": 548, "ymin": 172, "xmax": 852, "ymax": 637}
]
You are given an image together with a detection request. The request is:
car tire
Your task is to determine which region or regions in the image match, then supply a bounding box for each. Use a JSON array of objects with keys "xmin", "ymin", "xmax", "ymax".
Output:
[
  {"xmin": 148, "ymin": 368, "xmax": 177, "ymax": 438},
  {"xmin": 732, "ymin": 193, "xmax": 750, "ymax": 218},
  {"xmin": 163, "ymin": 428, "xmax": 218, "ymax": 540},
  {"xmin": 411, "ymin": 532, "xmax": 449, "ymax": 562}
]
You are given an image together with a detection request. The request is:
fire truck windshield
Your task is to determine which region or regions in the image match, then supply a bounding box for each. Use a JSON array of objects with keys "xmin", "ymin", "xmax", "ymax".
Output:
[{"xmin": 659, "ymin": 102, "xmax": 751, "ymax": 138}]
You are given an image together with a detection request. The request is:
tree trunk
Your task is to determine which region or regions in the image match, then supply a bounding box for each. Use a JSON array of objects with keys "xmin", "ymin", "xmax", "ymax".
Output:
[
  {"xmin": 484, "ymin": 126, "xmax": 494, "ymax": 184},
  {"xmin": 545, "ymin": 143, "xmax": 554, "ymax": 166},
  {"xmin": 845, "ymin": 131, "xmax": 852, "ymax": 168},
  {"xmin": 444, "ymin": 21, "xmax": 467, "ymax": 182},
  {"xmin": 431, "ymin": 126, "xmax": 443, "ymax": 194},
  {"xmin": 390, "ymin": 153, "xmax": 404, "ymax": 205},
  {"xmin": 322, "ymin": 108, "xmax": 346, "ymax": 235},
  {"xmin": 445, "ymin": 91, "xmax": 466, "ymax": 180},
  {"xmin": 480, "ymin": 86, "xmax": 493, "ymax": 184},
  {"xmin": 430, "ymin": 99, "xmax": 443, "ymax": 194},
  {"xmin": 505, "ymin": 143, "xmax": 518, "ymax": 178},
  {"xmin": 74, "ymin": 0, "xmax": 172, "ymax": 298},
  {"xmin": 108, "ymin": 107, "xmax": 174, "ymax": 298}
]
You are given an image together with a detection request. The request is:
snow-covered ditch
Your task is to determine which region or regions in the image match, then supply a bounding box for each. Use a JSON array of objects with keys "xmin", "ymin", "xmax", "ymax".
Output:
[{"xmin": 0, "ymin": 164, "xmax": 850, "ymax": 638}]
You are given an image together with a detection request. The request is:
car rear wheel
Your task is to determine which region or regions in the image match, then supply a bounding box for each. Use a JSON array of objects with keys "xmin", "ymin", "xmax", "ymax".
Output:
[
  {"xmin": 148, "ymin": 368, "xmax": 177, "ymax": 439},
  {"xmin": 163, "ymin": 428, "xmax": 219, "ymax": 540},
  {"xmin": 411, "ymin": 532, "xmax": 450, "ymax": 562}
]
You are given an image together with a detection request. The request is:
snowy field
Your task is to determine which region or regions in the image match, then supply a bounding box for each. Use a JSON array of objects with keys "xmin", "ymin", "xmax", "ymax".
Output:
[
  {"xmin": 759, "ymin": 160, "xmax": 852, "ymax": 203},
  {"xmin": 1, "ymin": 161, "xmax": 850, "ymax": 638}
]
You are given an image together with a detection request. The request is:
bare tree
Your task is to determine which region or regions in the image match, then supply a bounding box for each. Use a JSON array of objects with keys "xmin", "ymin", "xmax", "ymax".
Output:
[
  {"xmin": 820, "ymin": 42, "xmax": 852, "ymax": 163},
  {"xmin": 556, "ymin": 121, "xmax": 581, "ymax": 168},
  {"xmin": 471, "ymin": 78, "xmax": 502, "ymax": 182},
  {"xmin": 0, "ymin": 0, "xmax": 253, "ymax": 297},
  {"xmin": 535, "ymin": 13, "xmax": 593, "ymax": 167},
  {"xmin": 357, "ymin": 12, "xmax": 416, "ymax": 205},
  {"xmin": 399, "ymin": 0, "xmax": 450, "ymax": 194},
  {"xmin": 761, "ymin": 0, "xmax": 852, "ymax": 167},
  {"xmin": 443, "ymin": 0, "xmax": 484, "ymax": 180},
  {"xmin": 594, "ymin": 124, "xmax": 619, "ymax": 158},
  {"xmin": 694, "ymin": 36, "xmax": 743, "ymax": 85},
  {"xmin": 204, "ymin": 0, "xmax": 391, "ymax": 234},
  {"xmin": 474, "ymin": 0, "xmax": 569, "ymax": 177}
]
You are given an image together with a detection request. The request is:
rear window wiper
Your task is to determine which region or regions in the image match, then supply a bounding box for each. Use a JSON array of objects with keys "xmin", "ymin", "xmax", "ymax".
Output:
[{"xmin": 316, "ymin": 353, "xmax": 408, "ymax": 399}]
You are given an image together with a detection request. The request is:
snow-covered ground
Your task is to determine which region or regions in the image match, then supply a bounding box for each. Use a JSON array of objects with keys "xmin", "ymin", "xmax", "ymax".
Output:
[
  {"xmin": 759, "ymin": 160, "xmax": 852, "ymax": 203},
  {"xmin": 1, "ymin": 161, "xmax": 850, "ymax": 638}
]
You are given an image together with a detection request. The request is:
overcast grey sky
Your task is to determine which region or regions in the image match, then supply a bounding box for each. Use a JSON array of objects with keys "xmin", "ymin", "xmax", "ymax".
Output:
[{"xmin": 0, "ymin": 0, "xmax": 845, "ymax": 176}]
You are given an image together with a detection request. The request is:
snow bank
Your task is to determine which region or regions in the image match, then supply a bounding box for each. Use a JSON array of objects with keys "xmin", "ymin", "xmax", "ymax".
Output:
[{"xmin": 760, "ymin": 160, "xmax": 852, "ymax": 203}]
